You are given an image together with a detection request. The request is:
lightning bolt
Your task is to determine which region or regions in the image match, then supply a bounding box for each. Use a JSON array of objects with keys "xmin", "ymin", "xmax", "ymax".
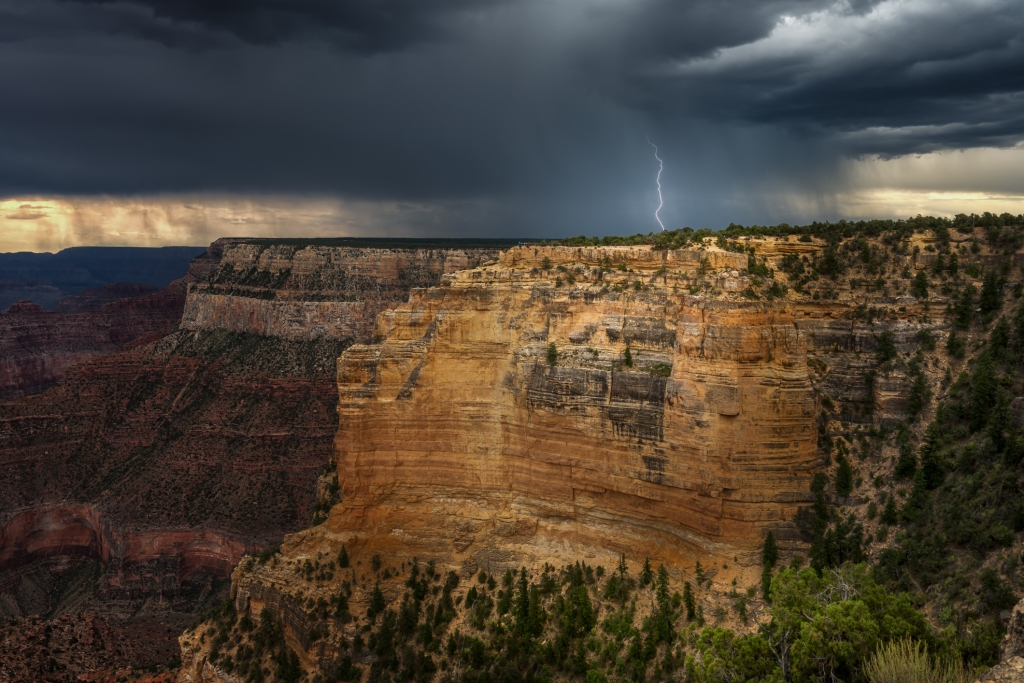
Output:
[{"xmin": 647, "ymin": 137, "xmax": 665, "ymax": 231}]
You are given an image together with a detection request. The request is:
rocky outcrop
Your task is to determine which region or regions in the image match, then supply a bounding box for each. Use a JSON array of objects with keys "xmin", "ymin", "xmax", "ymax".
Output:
[
  {"xmin": 328, "ymin": 245, "xmax": 819, "ymax": 573},
  {"xmin": 181, "ymin": 244, "xmax": 503, "ymax": 342},
  {"xmin": 980, "ymin": 598, "xmax": 1024, "ymax": 682}
]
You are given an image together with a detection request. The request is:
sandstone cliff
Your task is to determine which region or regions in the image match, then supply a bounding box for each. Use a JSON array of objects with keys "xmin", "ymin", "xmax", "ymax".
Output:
[
  {"xmin": 184, "ymin": 226, "xmax": 1022, "ymax": 681},
  {"xmin": 332, "ymin": 245, "xmax": 817, "ymax": 572}
]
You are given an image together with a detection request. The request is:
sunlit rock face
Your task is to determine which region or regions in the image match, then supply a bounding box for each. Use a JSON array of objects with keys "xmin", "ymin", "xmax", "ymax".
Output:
[{"xmin": 333, "ymin": 245, "xmax": 820, "ymax": 571}]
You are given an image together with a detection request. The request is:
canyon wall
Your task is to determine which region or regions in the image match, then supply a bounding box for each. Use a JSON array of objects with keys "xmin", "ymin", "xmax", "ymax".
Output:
[
  {"xmin": 0, "ymin": 239, "xmax": 507, "ymax": 678},
  {"xmin": 186, "ymin": 229, "xmax": 1023, "ymax": 681},
  {"xmin": 181, "ymin": 243, "xmax": 501, "ymax": 341},
  {"xmin": 0, "ymin": 284, "xmax": 187, "ymax": 401},
  {"xmin": 330, "ymin": 245, "xmax": 820, "ymax": 572},
  {"xmin": 0, "ymin": 239, "xmax": 239, "ymax": 402}
]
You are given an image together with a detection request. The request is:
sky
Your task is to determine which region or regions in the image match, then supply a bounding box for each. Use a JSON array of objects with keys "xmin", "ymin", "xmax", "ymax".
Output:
[{"xmin": 1, "ymin": 0, "xmax": 1023, "ymax": 251}]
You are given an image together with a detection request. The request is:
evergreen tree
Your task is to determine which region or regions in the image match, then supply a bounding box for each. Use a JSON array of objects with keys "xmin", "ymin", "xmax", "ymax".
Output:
[
  {"xmin": 640, "ymin": 558, "xmax": 653, "ymax": 586},
  {"xmin": 369, "ymin": 582, "xmax": 386, "ymax": 618},
  {"xmin": 911, "ymin": 270, "xmax": 929, "ymax": 299},
  {"xmin": 906, "ymin": 353, "xmax": 931, "ymax": 417},
  {"xmin": 652, "ymin": 565, "xmax": 674, "ymax": 643},
  {"xmin": 954, "ymin": 286, "xmax": 975, "ymax": 330},
  {"xmin": 894, "ymin": 441, "xmax": 917, "ymax": 479},
  {"xmin": 561, "ymin": 584, "xmax": 596, "ymax": 638},
  {"xmin": 761, "ymin": 564, "xmax": 773, "ymax": 602},
  {"xmin": 946, "ymin": 331, "xmax": 966, "ymax": 358},
  {"xmin": 948, "ymin": 251, "xmax": 959, "ymax": 276},
  {"xmin": 338, "ymin": 545, "xmax": 350, "ymax": 569},
  {"xmin": 980, "ymin": 270, "xmax": 1002, "ymax": 317},
  {"xmin": 762, "ymin": 532, "xmax": 778, "ymax": 569},
  {"xmin": 970, "ymin": 353, "xmax": 998, "ymax": 432},
  {"xmin": 683, "ymin": 581, "xmax": 696, "ymax": 621},
  {"xmin": 835, "ymin": 454, "xmax": 854, "ymax": 497},
  {"xmin": 992, "ymin": 316, "xmax": 1011, "ymax": 351},
  {"xmin": 514, "ymin": 567, "xmax": 530, "ymax": 630},
  {"xmin": 879, "ymin": 497, "xmax": 898, "ymax": 525},
  {"xmin": 875, "ymin": 331, "xmax": 897, "ymax": 364}
]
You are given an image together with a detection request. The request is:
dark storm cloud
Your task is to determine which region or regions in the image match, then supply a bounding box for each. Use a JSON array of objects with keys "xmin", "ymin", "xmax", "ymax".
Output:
[
  {"xmin": 57, "ymin": 0, "xmax": 505, "ymax": 52},
  {"xmin": 631, "ymin": 0, "xmax": 1024, "ymax": 155},
  {"xmin": 0, "ymin": 0, "xmax": 1022, "ymax": 237}
]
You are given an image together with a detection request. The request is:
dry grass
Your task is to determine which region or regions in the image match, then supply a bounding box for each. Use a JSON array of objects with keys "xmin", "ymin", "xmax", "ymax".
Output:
[{"xmin": 865, "ymin": 639, "xmax": 974, "ymax": 683}]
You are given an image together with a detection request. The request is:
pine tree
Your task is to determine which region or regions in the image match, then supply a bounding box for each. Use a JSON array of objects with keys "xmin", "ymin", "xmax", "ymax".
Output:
[
  {"xmin": 640, "ymin": 558, "xmax": 653, "ymax": 586},
  {"xmin": 514, "ymin": 567, "xmax": 530, "ymax": 630},
  {"xmin": 652, "ymin": 565, "xmax": 673, "ymax": 643},
  {"xmin": 761, "ymin": 564, "xmax": 773, "ymax": 602},
  {"xmin": 954, "ymin": 286, "xmax": 975, "ymax": 330},
  {"xmin": 894, "ymin": 441, "xmax": 917, "ymax": 479},
  {"xmin": 911, "ymin": 270, "xmax": 929, "ymax": 299},
  {"xmin": 970, "ymin": 353, "xmax": 998, "ymax": 432},
  {"xmin": 623, "ymin": 346, "xmax": 633, "ymax": 367},
  {"xmin": 879, "ymin": 497, "xmax": 898, "ymax": 525},
  {"xmin": 369, "ymin": 582, "xmax": 385, "ymax": 617},
  {"xmin": 338, "ymin": 545, "xmax": 350, "ymax": 569},
  {"xmin": 682, "ymin": 581, "xmax": 696, "ymax": 621},
  {"xmin": 694, "ymin": 560, "xmax": 704, "ymax": 587},
  {"xmin": 762, "ymin": 531, "xmax": 778, "ymax": 568},
  {"xmin": 980, "ymin": 270, "xmax": 1002, "ymax": 317},
  {"xmin": 835, "ymin": 454, "xmax": 854, "ymax": 497}
]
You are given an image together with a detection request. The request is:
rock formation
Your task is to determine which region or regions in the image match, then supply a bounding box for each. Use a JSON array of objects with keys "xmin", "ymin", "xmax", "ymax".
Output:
[
  {"xmin": 333, "ymin": 245, "xmax": 818, "ymax": 570},
  {"xmin": 0, "ymin": 238, "xmax": 507, "ymax": 679},
  {"xmin": 0, "ymin": 285, "xmax": 187, "ymax": 401},
  {"xmin": 181, "ymin": 243, "xmax": 501, "ymax": 341},
  {"xmin": 184, "ymin": 229, "xmax": 1000, "ymax": 681}
]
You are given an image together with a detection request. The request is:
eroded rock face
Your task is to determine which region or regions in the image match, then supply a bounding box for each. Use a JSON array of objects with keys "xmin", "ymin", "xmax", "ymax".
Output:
[
  {"xmin": 0, "ymin": 285, "xmax": 187, "ymax": 401},
  {"xmin": 183, "ymin": 234, "xmax": 981, "ymax": 681},
  {"xmin": 181, "ymin": 244, "xmax": 504, "ymax": 342},
  {"xmin": 332, "ymin": 245, "xmax": 819, "ymax": 570}
]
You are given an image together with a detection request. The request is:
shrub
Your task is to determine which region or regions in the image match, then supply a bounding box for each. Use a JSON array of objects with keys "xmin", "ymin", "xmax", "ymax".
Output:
[
  {"xmin": 946, "ymin": 332, "xmax": 966, "ymax": 358},
  {"xmin": 876, "ymin": 332, "xmax": 898, "ymax": 364},
  {"xmin": 864, "ymin": 638, "xmax": 972, "ymax": 683}
]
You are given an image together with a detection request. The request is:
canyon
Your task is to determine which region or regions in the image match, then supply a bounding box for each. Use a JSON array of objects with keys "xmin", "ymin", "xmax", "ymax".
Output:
[
  {"xmin": 0, "ymin": 239, "xmax": 506, "ymax": 679},
  {"xmin": 180, "ymin": 226, "xmax": 1003, "ymax": 681},
  {"xmin": 0, "ymin": 283, "xmax": 188, "ymax": 401},
  {"xmin": 3, "ymin": 226, "xmax": 1018, "ymax": 682}
]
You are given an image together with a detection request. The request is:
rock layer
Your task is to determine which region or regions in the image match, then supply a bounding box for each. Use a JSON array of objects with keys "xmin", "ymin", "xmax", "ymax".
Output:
[
  {"xmin": 333, "ymin": 245, "xmax": 819, "ymax": 570},
  {"xmin": 181, "ymin": 244, "xmax": 502, "ymax": 341},
  {"xmin": 0, "ymin": 285, "xmax": 187, "ymax": 401}
]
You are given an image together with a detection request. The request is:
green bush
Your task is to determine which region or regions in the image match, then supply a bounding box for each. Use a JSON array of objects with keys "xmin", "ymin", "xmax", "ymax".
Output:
[{"xmin": 864, "ymin": 638, "xmax": 972, "ymax": 683}]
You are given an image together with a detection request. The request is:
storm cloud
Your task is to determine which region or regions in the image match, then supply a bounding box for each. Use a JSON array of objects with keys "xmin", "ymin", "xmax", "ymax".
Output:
[{"xmin": 0, "ymin": 0, "xmax": 1021, "ymax": 243}]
